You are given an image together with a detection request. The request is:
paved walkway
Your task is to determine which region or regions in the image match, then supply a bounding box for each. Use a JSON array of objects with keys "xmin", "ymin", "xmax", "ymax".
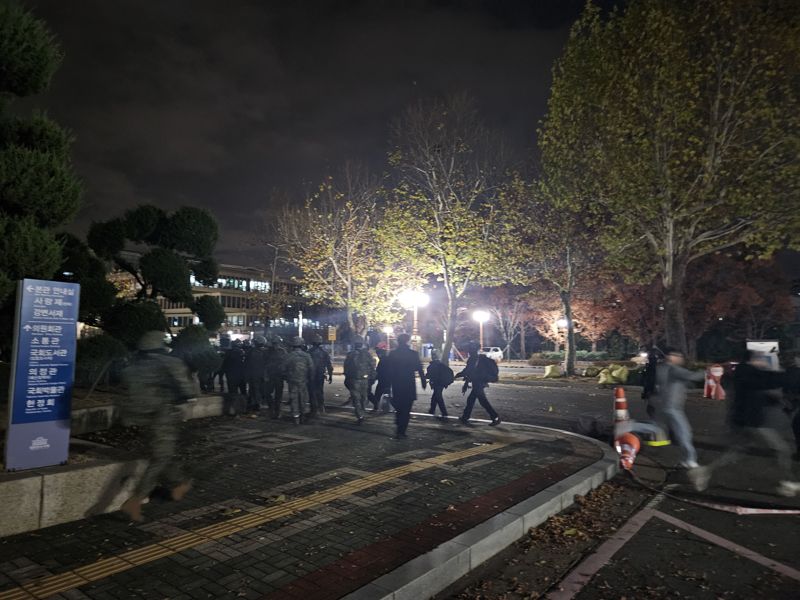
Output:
[{"xmin": 0, "ymin": 406, "xmax": 608, "ymax": 600}]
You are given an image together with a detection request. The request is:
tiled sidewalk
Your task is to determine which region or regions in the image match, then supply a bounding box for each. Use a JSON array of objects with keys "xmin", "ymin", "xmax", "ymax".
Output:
[{"xmin": 0, "ymin": 408, "xmax": 605, "ymax": 599}]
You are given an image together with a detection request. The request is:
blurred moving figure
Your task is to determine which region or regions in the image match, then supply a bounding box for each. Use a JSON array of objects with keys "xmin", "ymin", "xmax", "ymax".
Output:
[
  {"xmin": 653, "ymin": 349, "xmax": 704, "ymax": 469},
  {"xmin": 784, "ymin": 353, "xmax": 800, "ymax": 461},
  {"xmin": 120, "ymin": 331, "xmax": 196, "ymax": 521},
  {"xmin": 691, "ymin": 350, "xmax": 799, "ymax": 497}
]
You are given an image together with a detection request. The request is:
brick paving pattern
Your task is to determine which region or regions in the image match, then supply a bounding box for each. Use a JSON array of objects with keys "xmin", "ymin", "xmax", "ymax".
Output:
[{"xmin": 0, "ymin": 408, "xmax": 601, "ymax": 599}]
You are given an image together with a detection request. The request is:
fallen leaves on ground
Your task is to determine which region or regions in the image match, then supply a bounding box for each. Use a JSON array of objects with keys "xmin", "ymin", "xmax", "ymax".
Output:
[{"xmin": 524, "ymin": 482, "xmax": 626, "ymax": 549}]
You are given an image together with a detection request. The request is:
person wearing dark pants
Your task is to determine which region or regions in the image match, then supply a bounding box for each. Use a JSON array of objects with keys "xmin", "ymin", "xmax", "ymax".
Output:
[
  {"xmin": 386, "ymin": 333, "xmax": 426, "ymax": 438},
  {"xmin": 691, "ymin": 350, "xmax": 798, "ymax": 497},
  {"xmin": 783, "ymin": 354, "xmax": 800, "ymax": 460},
  {"xmin": 372, "ymin": 347, "xmax": 391, "ymax": 410},
  {"xmin": 426, "ymin": 350, "xmax": 453, "ymax": 420},
  {"xmin": 456, "ymin": 342, "xmax": 501, "ymax": 426}
]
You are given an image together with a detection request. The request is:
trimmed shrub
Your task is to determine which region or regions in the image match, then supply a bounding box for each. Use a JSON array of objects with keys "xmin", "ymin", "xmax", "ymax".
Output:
[
  {"xmin": 75, "ymin": 334, "xmax": 129, "ymax": 387},
  {"xmin": 101, "ymin": 300, "xmax": 166, "ymax": 349}
]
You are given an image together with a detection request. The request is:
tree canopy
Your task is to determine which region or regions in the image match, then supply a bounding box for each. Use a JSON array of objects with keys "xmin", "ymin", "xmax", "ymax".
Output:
[
  {"xmin": 277, "ymin": 164, "xmax": 419, "ymax": 337},
  {"xmin": 540, "ymin": 0, "xmax": 800, "ymax": 354},
  {"xmin": 89, "ymin": 205, "xmax": 220, "ymax": 304},
  {"xmin": 0, "ymin": 1, "xmax": 82, "ymax": 306},
  {"xmin": 380, "ymin": 94, "xmax": 515, "ymax": 361}
]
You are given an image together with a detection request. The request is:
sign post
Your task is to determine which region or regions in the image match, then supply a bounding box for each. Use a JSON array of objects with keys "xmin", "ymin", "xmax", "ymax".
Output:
[
  {"xmin": 327, "ymin": 326, "xmax": 337, "ymax": 359},
  {"xmin": 4, "ymin": 279, "xmax": 80, "ymax": 471}
]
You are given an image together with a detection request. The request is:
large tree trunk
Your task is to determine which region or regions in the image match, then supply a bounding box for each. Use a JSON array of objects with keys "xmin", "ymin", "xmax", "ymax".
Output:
[
  {"xmin": 440, "ymin": 292, "xmax": 457, "ymax": 366},
  {"xmin": 663, "ymin": 260, "xmax": 688, "ymax": 356},
  {"xmin": 345, "ymin": 306, "xmax": 356, "ymax": 341},
  {"xmin": 561, "ymin": 290, "xmax": 576, "ymax": 376},
  {"xmin": 519, "ymin": 322, "xmax": 526, "ymax": 359},
  {"xmin": 591, "ymin": 340, "xmax": 597, "ymax": 352},
  {"xmin": 687, "ymin": 336, "xmax": 698, "ymax": 362}
]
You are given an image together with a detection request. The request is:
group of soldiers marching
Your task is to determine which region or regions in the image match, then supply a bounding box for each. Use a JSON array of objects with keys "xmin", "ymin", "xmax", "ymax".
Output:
[
  {"xmin": 119, "ymin": 330, "xmax": 502, "ymax": 520},
  {"xmin": 219, "ymin": 333, "xmax": 333, "ymax": 424}
]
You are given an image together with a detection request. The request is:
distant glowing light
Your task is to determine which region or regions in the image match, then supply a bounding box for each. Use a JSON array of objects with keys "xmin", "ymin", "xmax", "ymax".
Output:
[
  {"xmin": 399, "ymin": 289, "xmax": 430, "ymax": 309},
  {"xmin": 473, "ymin": 310, "xmax": 490, "ymax": 324}
]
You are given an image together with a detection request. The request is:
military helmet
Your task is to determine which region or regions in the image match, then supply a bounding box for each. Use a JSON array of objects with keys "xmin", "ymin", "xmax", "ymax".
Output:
[
  {"xmin": 232, "ymin": 339, "xmax": 243, "ymax": 348},
  {"xmin": 289, "ymin": 336, "xmax": 305, "ymax": 347},
  {"xmin": 310, "ymin": 333, "xmax": 324, "ymax": 345},
  {"xmin": 266, "ymin": 332, "xmax": 282, "ymax": 345},
  {"xmin": 253, "ymin": 335, "xmax": 267, "ymax": 347},
  {"xmin": 138, "ymin": 330, "xmax": 168, "ymax": 351},
  {"xmin": 351, "ymin": 335, "xmax": 364, "ymax": 347}
]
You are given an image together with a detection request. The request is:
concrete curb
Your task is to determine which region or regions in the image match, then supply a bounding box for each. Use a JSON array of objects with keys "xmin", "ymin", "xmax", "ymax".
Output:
[{"xmin": 343, "ymin": 424, "xmax": 618, "ymax": 600}]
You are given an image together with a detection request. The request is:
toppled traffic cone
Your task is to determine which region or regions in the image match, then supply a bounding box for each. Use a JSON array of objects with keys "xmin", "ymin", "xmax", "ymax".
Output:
[{"xmin": 615, "ymin": 432, "xmax": 641, "ymax": 471}]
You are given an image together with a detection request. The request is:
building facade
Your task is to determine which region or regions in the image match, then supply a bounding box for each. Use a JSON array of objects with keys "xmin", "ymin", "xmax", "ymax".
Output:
[{"xmin": 109, "ymin": 254, "xmax": 325, "ymax": 341}]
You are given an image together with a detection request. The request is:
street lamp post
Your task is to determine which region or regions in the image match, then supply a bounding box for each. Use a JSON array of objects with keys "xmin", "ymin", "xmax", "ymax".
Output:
[
  {"xmin": 472, "ymin": 310, "xmax": 490, "ymax": 349},
  {"xmin": 399, "ymin": 289, "xmax": 430, "ymax": 353}
]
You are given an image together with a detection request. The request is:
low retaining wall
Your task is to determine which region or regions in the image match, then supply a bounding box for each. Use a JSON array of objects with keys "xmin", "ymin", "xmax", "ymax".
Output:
[
  {"xmin": 0, "ymin": 441, "xmax": 146, "ymax": 538},
  {"xmin": 0, "ymin": 397, "xmax": 225, "ymax": 538},
  {"xmin": 70, "ymin": 395, "xmax": 225, "ymax": 436}
]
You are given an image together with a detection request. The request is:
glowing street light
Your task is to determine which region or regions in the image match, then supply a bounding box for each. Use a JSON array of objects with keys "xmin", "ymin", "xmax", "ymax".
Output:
[
  {"xmin": 398, "ymin": 289, "xmax": 430, "ymax": 351},
  {"xmin": 472, "ymin": 310, "xmax": 490, "ymax": 348},
  {"xmin": 556, "ymin": 318, "xmax": 569, "ymax": 329}
]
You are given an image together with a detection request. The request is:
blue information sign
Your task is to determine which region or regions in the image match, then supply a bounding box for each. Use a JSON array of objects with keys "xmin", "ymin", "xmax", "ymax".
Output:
[{"xmin": 4, "ymin": 279, "xmax": 80, "ymax": 471}]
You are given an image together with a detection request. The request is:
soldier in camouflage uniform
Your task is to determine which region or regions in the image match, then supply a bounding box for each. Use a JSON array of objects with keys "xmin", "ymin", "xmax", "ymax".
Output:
[
  {"xmin": 119, "ymin": 331, "xmax": 196, "ymax": 521},
  {"xmin": 308, "ymin": 333, "xmax": 333, "ymax": 416},
  {"xmin": 343, "ymin": 336, "xmax": 375, "ymax": 424},
  {"xmin": 284, "ymin": 336, "xmax": 314, "ymax": 424},
  {"xmin": 264, "ymin": 333, "xmax": 287, "ymax": 419}
]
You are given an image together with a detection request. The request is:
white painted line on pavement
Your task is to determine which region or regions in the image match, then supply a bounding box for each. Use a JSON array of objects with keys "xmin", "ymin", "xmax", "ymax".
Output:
[
  {"xmin": 546, "ymin": 507, "xmax": 657, "ymax": 600},
  {"xmin": 547, "ymin": 496, "xmax": 799, "ymax": 599},
  {"xmin": 651, "ymin": 509, "xmax": 800, "ymax": 583}
]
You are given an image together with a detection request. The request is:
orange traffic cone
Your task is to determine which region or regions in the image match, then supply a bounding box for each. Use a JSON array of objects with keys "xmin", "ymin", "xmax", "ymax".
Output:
[
  {"xmin": 613, "ymin": 386, "xmax": 630, "ymax": 436},
  {"xmin": 615, "ymin": 432, "xmax": 641, "ymax": 471}
]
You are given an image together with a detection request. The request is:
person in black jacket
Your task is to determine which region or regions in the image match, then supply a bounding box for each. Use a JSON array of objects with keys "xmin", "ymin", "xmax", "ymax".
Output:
[
  {"xmin": 456, "ymin": 342, "xmax": 501, "ymax": 427},
  {"xmin": 426, "ymin": 350, "xmax": 453, "ymax": 420},
  {"xmin": 690, "ymin": 350, "xmax": 798, "ymax": 496},
  {"xmin": 386, "ymin": 333, "xmax": 426, "ymax": 438},
  {"xmin": 244, "ymin": 335, "xmax": 268, "ymax": 411},
  {"xmin": 783, "ymin": 353, "xmax": 800, "ymax": 461},
  {"xmin": 221, "ymin": 340, "xmax": 246, "ymax": 396},
  {"xmin": 307, "ymin": 334, "xmax": 333, "ymax": 416},
  {"xmin": 372, "ymin": 347, "xmax": 391, "ymax": 411}
]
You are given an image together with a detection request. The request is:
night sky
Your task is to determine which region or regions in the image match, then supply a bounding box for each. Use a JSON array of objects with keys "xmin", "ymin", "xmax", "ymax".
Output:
[{"xmin": 25, "ymin": 0, "xmax": 584, "ymax": 264}]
